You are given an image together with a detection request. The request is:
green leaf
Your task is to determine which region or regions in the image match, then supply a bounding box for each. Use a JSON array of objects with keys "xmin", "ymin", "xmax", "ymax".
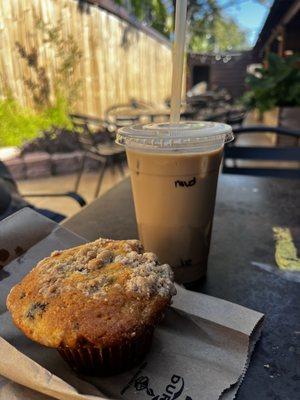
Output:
[
  {"xmin": 243, "ymin": 52, "xmax": 300, "ymax": 112},
  {"xmin": 0, "ymin": 97, "xmax": 73, "ymax": 147}
]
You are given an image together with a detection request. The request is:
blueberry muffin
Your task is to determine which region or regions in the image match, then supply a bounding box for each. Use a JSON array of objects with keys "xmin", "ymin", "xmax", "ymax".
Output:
[{"xmin": 6, "ymin": 238, "xmax": 176, "ymax": 375}]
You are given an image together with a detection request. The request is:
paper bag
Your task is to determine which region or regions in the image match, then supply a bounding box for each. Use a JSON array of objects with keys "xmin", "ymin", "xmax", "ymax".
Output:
[{"xmin": 0, "ymin": 208, "xmax": 263, "ymax": 400}]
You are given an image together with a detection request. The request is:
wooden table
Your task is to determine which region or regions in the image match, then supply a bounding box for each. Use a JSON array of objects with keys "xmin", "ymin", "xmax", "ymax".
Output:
[{"xmin": 63, "ymin": 175, "xmax": 300, "ymax": 400}]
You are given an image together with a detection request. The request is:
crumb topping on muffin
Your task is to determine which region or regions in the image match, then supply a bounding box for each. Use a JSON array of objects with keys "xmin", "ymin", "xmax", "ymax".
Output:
[
  {"xmin": 35, "ymin": 239, "xmax": 175, "ymax": 300},
  {"xmin": 123, "ymin": 252, "xmax": 175, "ymax": 297}
]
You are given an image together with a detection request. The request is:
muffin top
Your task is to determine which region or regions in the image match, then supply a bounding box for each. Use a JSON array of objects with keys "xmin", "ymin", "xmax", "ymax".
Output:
[{"xmin": 7, "ymin": 239, "xmax": 176, "ymax": 348}]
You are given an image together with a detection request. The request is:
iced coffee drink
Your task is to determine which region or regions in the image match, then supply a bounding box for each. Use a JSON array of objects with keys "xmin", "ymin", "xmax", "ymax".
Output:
[{"xmin": 116, "ymin": 122, "xmax": 233, "ymax": 283}]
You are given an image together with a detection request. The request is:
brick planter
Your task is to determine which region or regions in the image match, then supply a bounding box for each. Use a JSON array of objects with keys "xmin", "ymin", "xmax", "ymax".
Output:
[
  {"xmin": 3, "ymin": 150, "xmax": 112, "ymax": 180},
  {"xmin": 5, "ymin": 158, "xmax": 26, "ymax": 180},
  {"xmin": 51, "ymin": 151, "xmax": 83, "ymax": 175},
  {"xmin": 23, "ymin": 152, "xmax": 52, "ymax": 178}
]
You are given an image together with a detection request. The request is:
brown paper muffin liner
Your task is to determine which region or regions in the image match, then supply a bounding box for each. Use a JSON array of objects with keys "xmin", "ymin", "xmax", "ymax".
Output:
[{"xmin": 57, "ymin": 328, "xmax": 154, "ymax": 376}]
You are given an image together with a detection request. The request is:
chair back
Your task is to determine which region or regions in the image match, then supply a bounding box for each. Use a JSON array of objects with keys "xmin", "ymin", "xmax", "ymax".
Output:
[
  {"xmin": 225, "ymin": 110, "xmax": 247, "ymax": 128},
  {"xmin": 115, "ymin": 115, "xmax": 140, "ymax": 127},
  {"xmin": 70, "ymin": 114, "xmax": 114, "ymax": 151},
  {"xmin": 223, "ymin": 126, "xmax": 300, "ymax": 179}
]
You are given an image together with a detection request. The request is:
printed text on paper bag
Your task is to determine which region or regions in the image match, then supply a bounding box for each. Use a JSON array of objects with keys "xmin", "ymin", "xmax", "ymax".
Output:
[{"xmin": 121, "ymin": 362, "xmax": 192, "ymax": 400}]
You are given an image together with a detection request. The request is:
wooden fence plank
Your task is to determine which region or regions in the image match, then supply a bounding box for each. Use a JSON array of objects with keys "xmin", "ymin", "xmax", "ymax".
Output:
[{"xmin": 1, "ymin": 0, "xmax": 172, "ymax": 117}]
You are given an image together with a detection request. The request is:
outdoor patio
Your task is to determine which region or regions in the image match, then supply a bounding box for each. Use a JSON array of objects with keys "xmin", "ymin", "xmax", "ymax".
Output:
[
  {"xmin": 18, "ymin": 168, "xmax": 129, "ymax": 217},
  {"xmin": 0, "ymin": 1, "xmax": 299, "ymax": 400},
  {"xmin": 11, "ymin": 108, "xmax": 298, "ymax": 218}
]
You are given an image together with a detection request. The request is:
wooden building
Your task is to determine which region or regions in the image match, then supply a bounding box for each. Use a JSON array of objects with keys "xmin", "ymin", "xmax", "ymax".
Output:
[
  {"xmin": 187, "ymin": 51, "xmax": 254, "ymax": 99},
  {"xmin": 187, "ymin": 0, "xmax": 300, "ymax": 101},
  {"xmin": 253, "ymin": 0, "xmax": 300, "ymax": 59}
]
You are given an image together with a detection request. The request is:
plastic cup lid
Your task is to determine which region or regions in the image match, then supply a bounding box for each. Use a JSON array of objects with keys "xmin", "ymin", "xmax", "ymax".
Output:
[{"xmin": 116, "ymin": 121, "xmax": 233, "ymax": 152}]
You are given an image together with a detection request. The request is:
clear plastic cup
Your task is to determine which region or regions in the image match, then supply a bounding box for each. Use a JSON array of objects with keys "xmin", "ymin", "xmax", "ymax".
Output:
[{"xmin": 116, "ymin": 121, "xmax": 233, "ymax": 283}]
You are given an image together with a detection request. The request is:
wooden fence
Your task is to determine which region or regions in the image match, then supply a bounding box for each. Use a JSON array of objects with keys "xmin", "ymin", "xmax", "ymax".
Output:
[{"xmin": 0, "ymin": 0, "xmax": 173, "ymax": 117}]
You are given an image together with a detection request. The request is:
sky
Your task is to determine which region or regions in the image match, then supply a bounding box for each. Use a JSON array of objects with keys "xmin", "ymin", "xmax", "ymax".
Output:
[{"xmin": 217, "ymin": 0, "xmax": 274, "ymax": 47}]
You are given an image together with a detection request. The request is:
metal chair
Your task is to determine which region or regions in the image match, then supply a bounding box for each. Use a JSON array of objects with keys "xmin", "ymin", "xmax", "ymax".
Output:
[
  {"xmin": 70, "ymin": 113, "xmax": 116, "ymax": 141},
  {"xmin": 24, "ymin": 191, "xmax": 86, "ymax": 207},
  {"xmin": 105, "ymin": 99, "xmax": 154, "ymax": 120},
  {"xmin": 225, "ymin": 109, "xmax": 247, "ymax": 128},
  {"xmin": 71, "ymin": 116, "xmax": 125, "ymax": 198},
  {"xmin": 105, "ymin": 99, "xmax": 172, "ymax": 124},
  {"xmin": 115, "ymin": 115, "xmax": 140, "ymax": 127},
  {"xmin": 223, "ymin": 126, "xmax": 300, "ymax": 179},
  {"xmin": 4, "ymin": 139, "xmax": 87, "ymax": 209},
  {"xmin": 0, "ymin": 161, "xmax": 86, "ymax": 223}
]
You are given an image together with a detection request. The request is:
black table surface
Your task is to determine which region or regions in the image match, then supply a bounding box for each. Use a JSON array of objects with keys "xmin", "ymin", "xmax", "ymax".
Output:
[{"xmin": 64, "ymin": 174, "xmax": 300, "ymax": 400}]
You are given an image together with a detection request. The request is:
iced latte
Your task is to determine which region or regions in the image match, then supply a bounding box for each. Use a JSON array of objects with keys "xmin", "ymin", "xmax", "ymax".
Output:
[{"xmin": 116, "ymin": 122, "xmax": 233, "ymax": 283}]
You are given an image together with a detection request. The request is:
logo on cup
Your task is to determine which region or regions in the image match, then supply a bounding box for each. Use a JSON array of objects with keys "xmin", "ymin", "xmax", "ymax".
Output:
[{"xmin": 174, "ymin": 177, "xmax": 196, "ymax": 188}]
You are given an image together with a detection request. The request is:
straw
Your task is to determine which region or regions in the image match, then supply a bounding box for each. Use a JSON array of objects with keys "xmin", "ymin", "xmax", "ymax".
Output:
[{"xmin": 170, "ymin": 0, "xmax": 188, "ymax": 124}]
